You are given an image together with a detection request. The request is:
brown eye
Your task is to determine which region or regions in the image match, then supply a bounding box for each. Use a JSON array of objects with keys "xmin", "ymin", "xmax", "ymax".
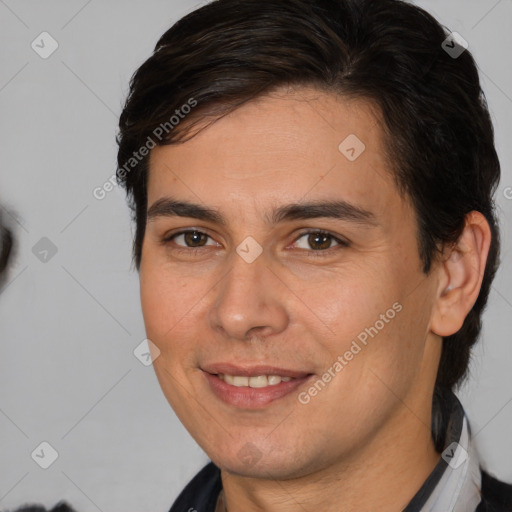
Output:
[
  {"xmin": 163, "ymin": 230, "xmax": 217, "ymax": 251},
  {"xmin": 307, "ymin": 232, "xmax": 333, "ymax": 250},
  {"xmin": 182, "ymin": 230, "xmax": 208, "ymax": 247},
  {"xmin": 294, "ymin": 230, "xmax": 348, "ymax": 252}
]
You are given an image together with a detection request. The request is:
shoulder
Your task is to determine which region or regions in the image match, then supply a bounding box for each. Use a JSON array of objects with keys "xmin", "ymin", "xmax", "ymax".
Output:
[
  {"xmin": 169, "ymin": 461, "xmax": 222, "ymax": 512},
  {"xmin": 477, "ymin": 470, "xmax": 512, "ymax": 512}
]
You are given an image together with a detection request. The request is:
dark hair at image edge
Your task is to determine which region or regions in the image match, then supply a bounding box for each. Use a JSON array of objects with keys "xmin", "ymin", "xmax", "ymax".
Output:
[
  {"xmin": 116, "ymin": 0, "xmax": 501, "ymax": 451},
  {"xmin": 0, "ymin": 213, "xmax": 13, "ymax": 287}
]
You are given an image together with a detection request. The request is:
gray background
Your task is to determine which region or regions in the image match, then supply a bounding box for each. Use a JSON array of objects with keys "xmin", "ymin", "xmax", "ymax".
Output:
[{"xmin": 0, "ymin": 0, "xmax": 511, "ymax": 511}]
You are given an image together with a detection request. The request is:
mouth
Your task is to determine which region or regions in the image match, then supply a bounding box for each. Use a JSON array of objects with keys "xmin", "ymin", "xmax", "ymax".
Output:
[{"xmin": 201, "ymin": 364, "xmax": 315, "ymax": 408}]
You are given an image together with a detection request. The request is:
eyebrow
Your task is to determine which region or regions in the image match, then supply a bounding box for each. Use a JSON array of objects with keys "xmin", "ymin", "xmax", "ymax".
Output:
[{"xmin": 146, "ymin": 197, "xmax": 377, "ymax": 227}]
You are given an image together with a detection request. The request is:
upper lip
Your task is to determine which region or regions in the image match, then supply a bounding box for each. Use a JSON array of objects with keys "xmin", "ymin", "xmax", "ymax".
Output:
[{"xmin": 202, "ymin": 363, "xmax": 312, "ymax": 379}]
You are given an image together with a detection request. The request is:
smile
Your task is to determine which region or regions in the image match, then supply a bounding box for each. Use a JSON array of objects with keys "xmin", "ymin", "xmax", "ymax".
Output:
[{"xmin": 202, "ymin": 368, "xmax": 314, "ymax": 408}]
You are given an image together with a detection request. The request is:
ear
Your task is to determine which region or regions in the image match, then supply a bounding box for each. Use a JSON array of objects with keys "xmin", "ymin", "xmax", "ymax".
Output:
[{"xmin": 430, "ymin": 211, "xmax": 492, "ymax": 337}]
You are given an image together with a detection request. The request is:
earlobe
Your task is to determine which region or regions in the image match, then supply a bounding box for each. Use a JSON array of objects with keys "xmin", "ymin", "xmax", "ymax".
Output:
[{"xmin": 430, "ymin": 211, "xmax": 491, "ymax": 337}]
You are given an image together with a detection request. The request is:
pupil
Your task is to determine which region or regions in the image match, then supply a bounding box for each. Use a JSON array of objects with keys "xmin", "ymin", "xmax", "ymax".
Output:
[{"xmin": 186, "ymin": 231, "xmax": 204, "ymax": 246}]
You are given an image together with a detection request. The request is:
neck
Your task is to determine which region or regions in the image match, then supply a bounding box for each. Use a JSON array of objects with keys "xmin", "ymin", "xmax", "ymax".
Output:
[{"xmin": 220, "ymin": 406, "xmax": 441, "ymax": 512}]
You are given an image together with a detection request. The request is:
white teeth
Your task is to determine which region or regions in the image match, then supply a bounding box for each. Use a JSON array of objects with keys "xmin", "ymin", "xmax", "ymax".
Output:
[
  {"xmin": 248, "ymin": 375, "xmax": 267, "ymax": 388},
  {"xmin": 267, "ymin": 375, "xmax": 282, "ymax": 386},
  {"xmin": 218, "ymin": 374, "xmax": 295, "ymax": 387},
  {"xmin": 233, "ymin": 376, "xmax": 249, "ymax": 387}
]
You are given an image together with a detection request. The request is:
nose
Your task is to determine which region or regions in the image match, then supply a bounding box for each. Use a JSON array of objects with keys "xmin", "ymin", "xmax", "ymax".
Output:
[{"xmin": 209, "ymin": 249, "xmax": 289, "ymax": 342}]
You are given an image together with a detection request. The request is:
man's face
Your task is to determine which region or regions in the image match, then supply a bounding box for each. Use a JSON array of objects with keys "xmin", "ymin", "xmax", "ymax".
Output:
[{"xmin": 140, "ymin": 86, "xmax": 442, "ymax": 479}]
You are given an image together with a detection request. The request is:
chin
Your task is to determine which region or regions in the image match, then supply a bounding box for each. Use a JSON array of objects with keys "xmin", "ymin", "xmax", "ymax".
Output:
[{"xmin": 208, "ymin": 440, "xmax": 320, "ymax": 480}]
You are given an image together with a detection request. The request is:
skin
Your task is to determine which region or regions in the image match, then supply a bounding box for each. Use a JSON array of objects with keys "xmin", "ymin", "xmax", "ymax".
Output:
[{"xmin": 140, "ymin": 85, "xmax": 491, "ymax": 511}]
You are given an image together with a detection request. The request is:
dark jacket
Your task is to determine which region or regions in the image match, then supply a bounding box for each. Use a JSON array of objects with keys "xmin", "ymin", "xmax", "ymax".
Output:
[{"xmin": 168, "ymin": 461, "xmax": 512, "ymax": 512}]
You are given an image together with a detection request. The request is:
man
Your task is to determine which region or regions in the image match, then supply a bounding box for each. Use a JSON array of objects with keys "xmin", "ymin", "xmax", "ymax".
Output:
[{"xmin": 116, "ymin": 0, "xmax": 512, "ymax": 510}]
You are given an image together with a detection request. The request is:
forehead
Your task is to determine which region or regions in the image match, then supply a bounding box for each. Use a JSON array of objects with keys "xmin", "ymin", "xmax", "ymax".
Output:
[{"xmin": 147, "ymin": 86, "xmax": 405, "ymax": 224}]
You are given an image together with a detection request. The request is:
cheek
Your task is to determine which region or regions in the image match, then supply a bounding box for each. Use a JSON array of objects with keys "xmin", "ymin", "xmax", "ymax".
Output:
[
  {"xmin": 140, "ymin": 265, "xmax": 193, "ymax": 339},
  {"xmin": 139, "ymin": 265, "xmax": 211, "ymax": 385},
  {"xmin": 345, "ymin": 291, "xmax": 431, "ymax": 402},
  {"xmin": 302, "ymin": 269, "xmax": 393, "ymax": 349},
  {"xmin": 303, "ymin": 265, "xmax": 424, "ymax": 394},
  {"xmin": 140, "ymin": 273, "xmax": 168, "ymax": 341},
  {"xmin": 140, "ymin": 269, "xmax": 202, "ymax": 409}
]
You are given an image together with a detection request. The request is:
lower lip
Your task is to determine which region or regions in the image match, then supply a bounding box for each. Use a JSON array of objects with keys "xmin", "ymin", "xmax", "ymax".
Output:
[{"xmin": 203, "ymin": 371, "xmax": 313, "ymax": 408}]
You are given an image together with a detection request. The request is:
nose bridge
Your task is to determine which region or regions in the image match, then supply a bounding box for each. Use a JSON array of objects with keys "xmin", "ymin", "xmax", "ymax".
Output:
[{"xmin": 209, "ymin": 246, "xmax": 288, "ymax": 340}]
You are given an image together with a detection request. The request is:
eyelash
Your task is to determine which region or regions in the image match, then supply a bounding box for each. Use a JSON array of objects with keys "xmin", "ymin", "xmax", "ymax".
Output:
[{"xmin": 162, "ymin": 229, "xmax": 349, "ymax": 257}]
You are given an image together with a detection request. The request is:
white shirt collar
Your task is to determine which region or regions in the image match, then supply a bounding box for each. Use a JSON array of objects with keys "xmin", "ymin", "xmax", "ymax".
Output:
[{"xmin": 420, "ymin": 414, "xmax": 482, "ymax": 511}]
